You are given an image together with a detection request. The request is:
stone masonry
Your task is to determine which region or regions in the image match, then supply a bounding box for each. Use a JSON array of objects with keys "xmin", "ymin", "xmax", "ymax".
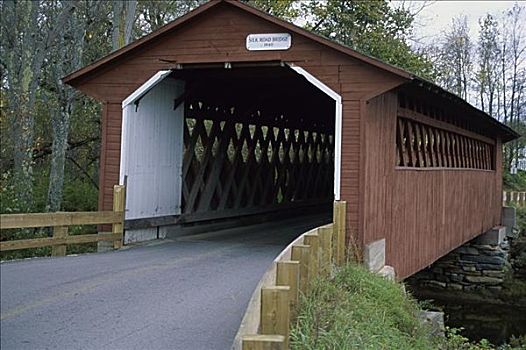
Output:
[{"xmin": 409, "ymin": 227, "xmax": 510, "ymax": 293}]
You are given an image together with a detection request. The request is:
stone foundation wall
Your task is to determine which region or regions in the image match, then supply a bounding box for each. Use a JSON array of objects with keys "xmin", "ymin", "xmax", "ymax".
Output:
[{"xmin": 409, "ymin": 233, "xmax": 510, "ymax": 293}]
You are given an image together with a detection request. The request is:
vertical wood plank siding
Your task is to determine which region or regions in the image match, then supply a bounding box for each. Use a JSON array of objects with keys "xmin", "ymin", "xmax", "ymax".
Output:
[
  {"xmin": 82, "ymin": 3, "xmax": 405, "ymax": 244},
  {"xmin": 365, "ymin": 93, "xmax": 502, "ymax": 278}
]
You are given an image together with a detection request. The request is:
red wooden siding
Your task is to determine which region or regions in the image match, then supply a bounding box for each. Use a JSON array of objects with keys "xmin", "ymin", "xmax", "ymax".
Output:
[
  {"xmin": 75, "ymin": 3, "xmax": 405, "ymax": 241},
  {"xmin": 98, "ymin": 102, "xmax": 122, "ymax": 211},
  {"xmin": 364, "ymin": 92, "xmax": 502, "ymax": 278}
]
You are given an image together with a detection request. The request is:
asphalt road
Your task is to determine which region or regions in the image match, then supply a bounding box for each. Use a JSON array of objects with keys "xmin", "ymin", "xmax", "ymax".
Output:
[{"xmin": 0, "ymin": 216, "xmax": 328, "ymax": 350}]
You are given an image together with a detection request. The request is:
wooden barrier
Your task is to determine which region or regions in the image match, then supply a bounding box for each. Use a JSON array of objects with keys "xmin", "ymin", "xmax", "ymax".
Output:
[
  {"xmin": 236, "ymin": 200, "xmax": 347, "ymax": 350},
  {"xmin": 0, "ymin": 185, "xmax": 125, "ymax": 256},
  {"xmin": 503, "ymin": 191, "xmax": 526, "ymax": 207}
]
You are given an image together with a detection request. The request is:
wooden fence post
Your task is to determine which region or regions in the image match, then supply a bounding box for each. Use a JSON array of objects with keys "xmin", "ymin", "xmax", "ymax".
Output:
[
  {"xmin": 291, "ymin": 244, "xmax": 310, "ymax": 294},
  {"xmin": 112, "ymin": 185, "xmax": 125, "ymax": 249},
  {"xmin": 333, "ymin": 201, "xmax": 347, "ymax": 266},
  {"xmin": 51, "ymin": 225, "xmax": 68, "ymax": 257},
  {"xmin": 318, "ymin": 226, "xmax": 333, "ymax": 277},
  {"xmin": 242, "ymin": 335, "xmax": 285, "ymax": 350},
  {"xmin": 303, "ymin": 233, "xmax": 320, "ymax": 279},
  {"xmin": 260, "ymin": 286, "xmax": 290, "ymax": 348},
  {"xmin": 276, "ymin": 260, "xmax": 300, "ymax": 320}
]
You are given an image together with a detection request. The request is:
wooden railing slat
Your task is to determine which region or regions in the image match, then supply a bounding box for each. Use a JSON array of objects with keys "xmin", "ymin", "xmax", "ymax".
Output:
[
  {"xmin": 0, "ymin": 211, "xmax": 123, "ymax": 230},
  {"xmin": 0, "ymin": 233, "xmax": 121, "ymax": 252}
]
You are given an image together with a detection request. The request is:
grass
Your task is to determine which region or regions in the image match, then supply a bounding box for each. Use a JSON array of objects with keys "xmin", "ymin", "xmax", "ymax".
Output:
[
  {"xmin": 290, "ymin": 263, "xmax": 526, "ymax": 350},
  {"xmin": 290, "ymin": 264, "xmax": 440, "ymax": 350}
]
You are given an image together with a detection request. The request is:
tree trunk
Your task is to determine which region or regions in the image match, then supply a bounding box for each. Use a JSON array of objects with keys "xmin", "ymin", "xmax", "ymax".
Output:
[
  {"xmin": 46, "ymin": 102, "xmax": 72, "ymax": 212},
  {"xmin": 12, "ymin": 95, "xmax": 35, "ymax": 211},
  {"xmin": 112, "ymin": 0, "xmax": 136, "ymax": 51}
]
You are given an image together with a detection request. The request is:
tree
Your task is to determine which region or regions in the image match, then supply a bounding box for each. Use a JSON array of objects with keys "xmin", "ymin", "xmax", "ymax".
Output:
[
  {"xmin": 501, "ymin": 4, "xmax": 526, "ymax": 168},
  {"xmin": 111, "ymin": 0, "xmax": 137, "ymax": 51},
  {"xmin": 135, "ymin": 0, "xmax": 204, "ymax": 34},
  {"xmin": 434, "ymin": 16, "xmax": 473, "ymax": 100},
  {"xmin": 475, "ymin": 14, "xmax": 500, "ymax": 117},
  {"xmin": 244, "ymin": 0, "xmax": 298, "ymax": 21},
  {"xmin": 0, "ymin": 0, "xmax": 77, "ymax": 212},
  {"xmin": 299, "ymin": 0, "xmax": 436, "ymax": 79},
  {"xmin": 45, "ymin": 1, "xmax": 90, "ymax": 212}
]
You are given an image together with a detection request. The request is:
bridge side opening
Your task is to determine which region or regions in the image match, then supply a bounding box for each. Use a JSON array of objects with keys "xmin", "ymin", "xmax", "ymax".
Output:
[{"xmin": 121, "ymin": 63, "xmax": 338, "ymax": 243}]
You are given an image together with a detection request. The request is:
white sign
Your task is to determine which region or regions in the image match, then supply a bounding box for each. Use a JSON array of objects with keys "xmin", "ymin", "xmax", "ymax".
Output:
[{"xmin": 246, "ymin": 33, "xmax": 291, "ymax": 51}]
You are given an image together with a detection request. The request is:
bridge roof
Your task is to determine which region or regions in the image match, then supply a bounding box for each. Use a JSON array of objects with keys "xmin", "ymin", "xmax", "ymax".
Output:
[{"xmin": 63, "ymin": 0, "xmax": 519, "ymax": 143}]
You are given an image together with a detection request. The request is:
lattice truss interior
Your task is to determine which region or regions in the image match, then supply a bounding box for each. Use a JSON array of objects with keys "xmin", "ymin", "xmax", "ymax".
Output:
[{"xmin": 182, "ymin": 100, "xmax": 335, "ymax": 215}]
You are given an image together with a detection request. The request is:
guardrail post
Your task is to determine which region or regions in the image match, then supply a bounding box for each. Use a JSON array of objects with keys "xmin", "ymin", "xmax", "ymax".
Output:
[
  {"xmin": 318, "ymin": 226, "xmax": 333, "ymax": 277},
  {"xmin": 333, "ymin": 201, "xmax": 347, "ymax": 266},
  {"xmin": 291, "ymin": 244, "xmax": 310, "ymax": 295},
  {"xmin": 276, "ymin": 260, "xmax": 300, "ymax": 320},
  {"xmin": 260, "ymin": 286, "xmax": 290, "ymax": 349},
  {"xmin": 112, "ymin": 185, "xmax": 125, "ymax": 249},
  {"xmin": 242, "ymin": 335, "xmax": 285, "ymax": 350},
  {"xmin": 51, "ymin": 225, "xmax": 68, "ymax": 256},
  {"xmin": 303, "ymin": 233, "xmax": 319, "ymax": 279}
]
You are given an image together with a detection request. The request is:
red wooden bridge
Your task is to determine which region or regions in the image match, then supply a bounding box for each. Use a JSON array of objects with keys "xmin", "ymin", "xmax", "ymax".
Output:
[{"xmin": 63, "ymin": 0, "xmax": 519, "ymax": 279}]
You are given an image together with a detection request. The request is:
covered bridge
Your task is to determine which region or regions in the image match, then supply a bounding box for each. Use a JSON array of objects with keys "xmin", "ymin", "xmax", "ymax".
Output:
[{"xmin": 64, "ymin": 0, "xmax": 519, "ymax": 279}]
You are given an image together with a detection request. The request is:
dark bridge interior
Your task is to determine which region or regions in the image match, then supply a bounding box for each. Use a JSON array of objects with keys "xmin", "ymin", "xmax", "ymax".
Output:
[{"xmin": 170, "ymin": 65, "xmax": 336, "ymax": 227}]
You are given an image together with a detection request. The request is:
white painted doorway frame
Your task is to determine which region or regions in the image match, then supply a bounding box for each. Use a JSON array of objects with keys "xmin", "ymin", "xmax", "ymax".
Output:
[{"xmin": 287, "ymin": 64, "xmax": 342, "ymax": 200}]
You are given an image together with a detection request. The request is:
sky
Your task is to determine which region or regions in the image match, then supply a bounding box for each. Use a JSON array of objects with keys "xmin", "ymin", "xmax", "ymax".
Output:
[{"xmin": 403, "ymin": 1, "xmax": 518, "ymax": 45}]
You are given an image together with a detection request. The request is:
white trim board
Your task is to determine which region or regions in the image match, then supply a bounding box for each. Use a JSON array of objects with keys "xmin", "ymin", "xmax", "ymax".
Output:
[
  {"xmin": 122, "ymin": 70, "xmax": 172, "ymax": 108},
  {"xmin": 287, "ymin": 64, "xmax": 343, "ymax": 201}
]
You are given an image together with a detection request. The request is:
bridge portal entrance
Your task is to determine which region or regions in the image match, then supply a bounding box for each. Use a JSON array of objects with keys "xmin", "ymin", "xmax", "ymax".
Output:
[{"xmin": 119, "ymin": 63, "xmax": 340, "ymax": 242}]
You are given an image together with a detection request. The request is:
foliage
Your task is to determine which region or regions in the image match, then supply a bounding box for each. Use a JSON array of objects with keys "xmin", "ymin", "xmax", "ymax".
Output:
[
  {"xmin": 445, "ymin": 327, "xmax": 526, "ymax": 350},
  {"xmin": 299, "ymin": 0, "xmax": 437, "ymax": 80},
  {"xmin": 516, "ymin": 206, "xmax": 526, "ymax": 234},
  {"xmin": 134, "ymin": 0, "xmax": 204, "ymax": 34},
  {"xmin": 503, "ymin": 170, "xmax": 526, "ymax": 191},
  {"xmin": 502, "ymin": 205, "xmax": 526, "ymax": 299},
  {"xmin": 290, "ymin": 264, "xmax": 440, "ymax": 350},
  {"xmin": 244, "ymin": 0, "xmax": 298, "ymax": 21}
]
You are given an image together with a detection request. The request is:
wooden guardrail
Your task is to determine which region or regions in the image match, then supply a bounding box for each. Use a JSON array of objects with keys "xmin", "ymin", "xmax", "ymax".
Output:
[
  {"xmin": 0, "ymin": 185, "xmax": 125, "ymax": 256},
  {"xmin": 503, "ymin": 191, "xmax": 526, "ymax": 207},
  {"xmin": 234, "ymin": 201, "xmax": 347, "ymax": 350}
]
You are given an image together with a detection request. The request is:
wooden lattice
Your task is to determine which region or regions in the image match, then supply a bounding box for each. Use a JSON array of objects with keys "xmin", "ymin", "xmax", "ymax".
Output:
[
  {"xmin": 182, "ymin": 101, "xmax": 334, "ymax": 218},
  {"xmin": 396, "ymin": 117, "xmax": 494, "ymax": 169}
]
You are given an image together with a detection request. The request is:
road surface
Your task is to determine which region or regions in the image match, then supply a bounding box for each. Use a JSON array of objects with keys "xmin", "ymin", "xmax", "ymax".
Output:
[{"xmin": 0, "ymin": 216, "xmax": 328, "ymax": 350}]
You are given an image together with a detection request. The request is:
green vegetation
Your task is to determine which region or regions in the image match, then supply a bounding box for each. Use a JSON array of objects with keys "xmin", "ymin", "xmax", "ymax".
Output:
[
  {"xmin": 502, "ymin": 205, "xmax": 526, "ymax": 300},
  {"xmin": 503, "ymin": 170, "xmax": 526, "ymax": 192},
  {"xmin": 299, "ymin": 0, "xmax": 436, "ymax": 80},
  {"xmin": 1, "ymin": 174, "xmax": 99, "ymax": 261},
  {"xmin": 290, "ymin": 264, "xmax": 526, "ymax": 350},
  {"xmin": 291, "ymin": 264, "xmax": 439, "ymax": 350},
  {"xmin": 445, "ymin": 328, "xmax": 526, "ymax": 350}
]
